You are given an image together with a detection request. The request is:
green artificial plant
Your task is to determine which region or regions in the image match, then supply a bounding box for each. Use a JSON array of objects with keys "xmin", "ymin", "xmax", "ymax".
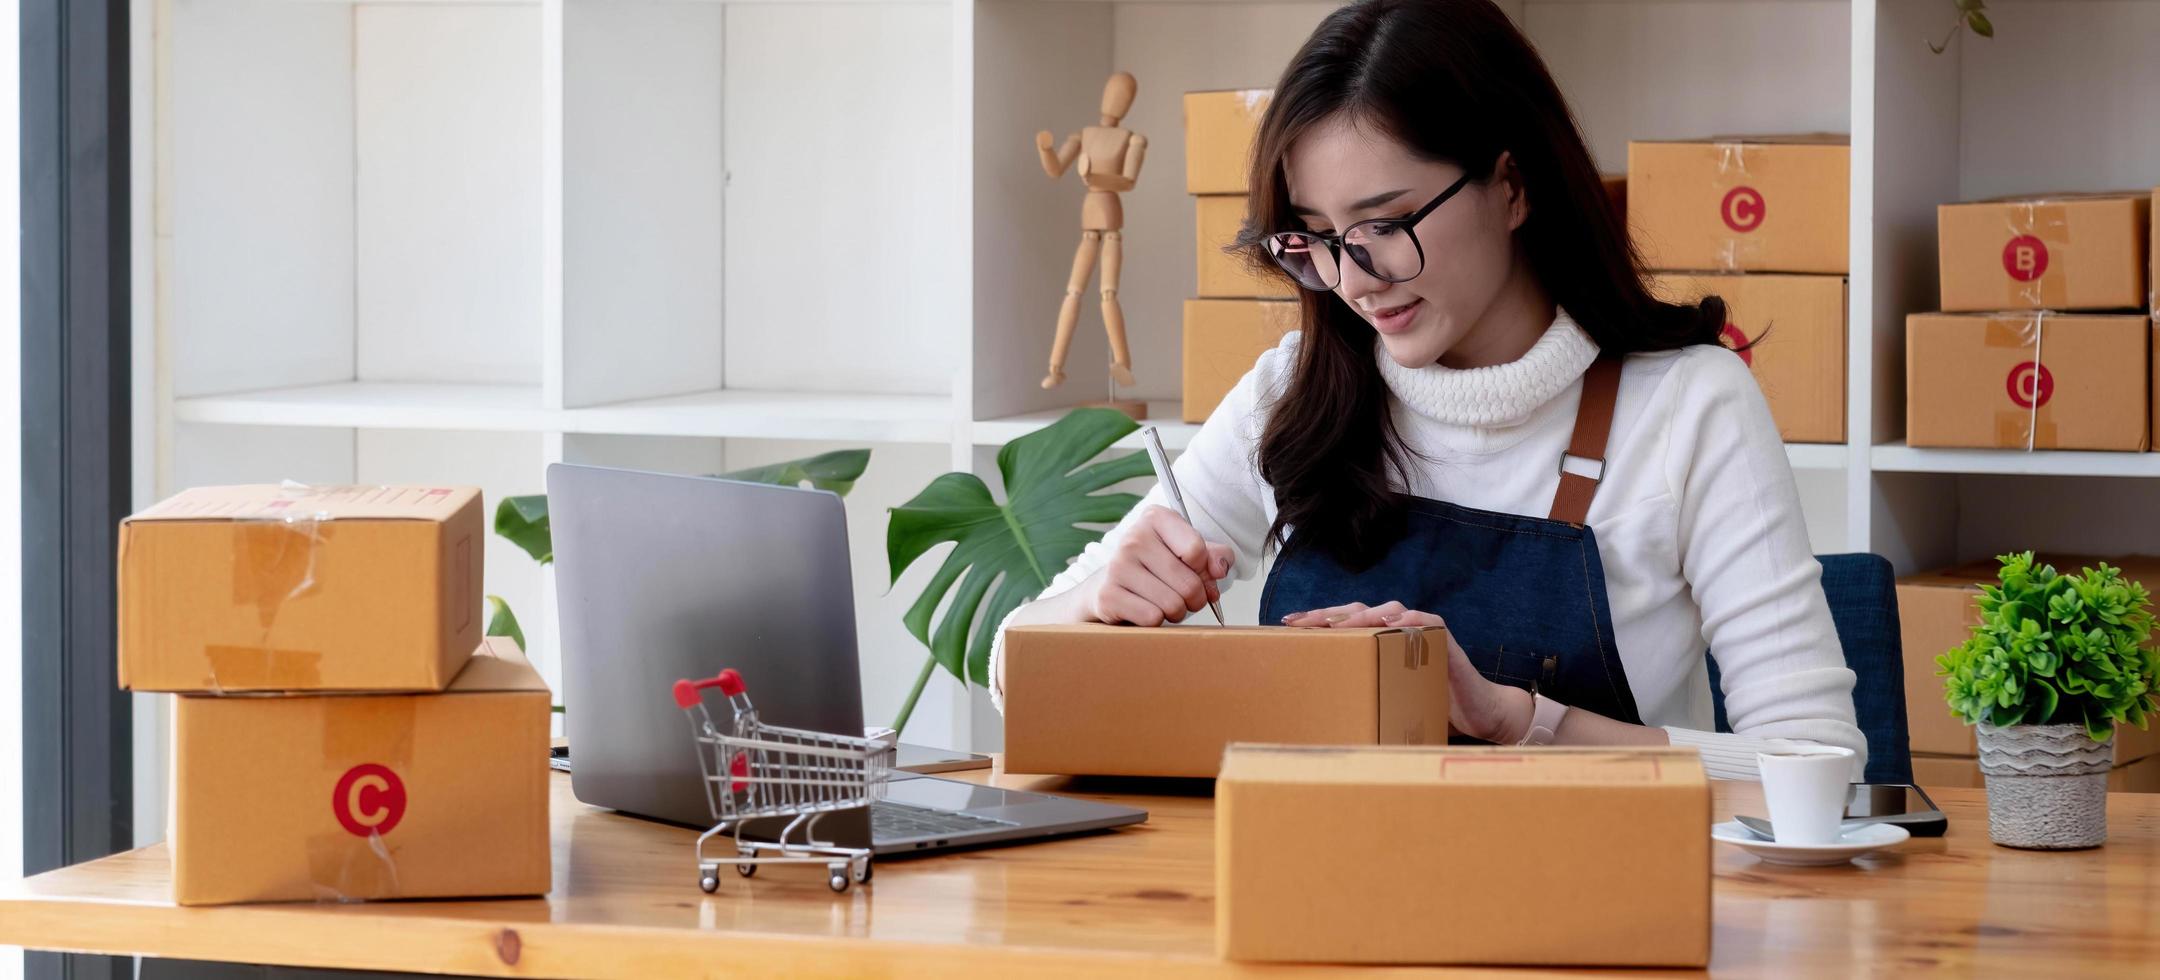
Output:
[
  {"xmin": 884, "ymin": 408, "xmax": 1153, "ymax": 733},
  {"xmin": 484, "ymin": 448, "xmax": 873, "ymax": 654},
  {"xmin": 1938, "ymin": 552, "xmax": 2160, "ymax": 740}
]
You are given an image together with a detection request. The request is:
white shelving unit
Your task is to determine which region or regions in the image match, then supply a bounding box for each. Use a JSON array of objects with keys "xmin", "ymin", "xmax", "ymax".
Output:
[{"xmin": 134, "ymin": 0, "xmax": 2160, "ymax": 785}]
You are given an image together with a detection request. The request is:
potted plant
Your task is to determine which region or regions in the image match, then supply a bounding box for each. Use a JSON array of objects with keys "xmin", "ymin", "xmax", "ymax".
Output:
[{"xmin": 1938, "ymin": 552, "xmax": 2160, "ymax": 849}]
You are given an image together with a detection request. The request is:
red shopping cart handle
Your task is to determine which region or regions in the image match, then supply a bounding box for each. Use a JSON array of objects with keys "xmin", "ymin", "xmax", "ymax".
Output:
[{"xmin": 671, "ymin": 668, "xmax": 746, "ymax": 708}]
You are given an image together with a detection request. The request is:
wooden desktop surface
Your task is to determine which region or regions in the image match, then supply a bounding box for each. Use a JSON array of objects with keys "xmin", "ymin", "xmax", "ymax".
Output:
[{"xmin": 3, "ymin": 765, "xmax": 2158, "ymax": 978}]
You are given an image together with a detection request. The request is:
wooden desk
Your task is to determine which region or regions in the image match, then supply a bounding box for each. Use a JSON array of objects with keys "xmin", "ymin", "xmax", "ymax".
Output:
[{"xmin": 4, "ymin": 767, "xmax": 2158, "ymax": 978}]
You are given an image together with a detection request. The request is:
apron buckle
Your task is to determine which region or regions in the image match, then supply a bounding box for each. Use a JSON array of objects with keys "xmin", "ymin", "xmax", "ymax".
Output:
[{"xmin": 1558, "ymin": 451, "xmax": 1606, "ymax": 481}]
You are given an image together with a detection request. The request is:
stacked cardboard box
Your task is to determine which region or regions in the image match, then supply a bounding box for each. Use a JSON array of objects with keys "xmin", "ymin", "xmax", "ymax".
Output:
[
  {"xmin": 117, "ymin": 485, "xmax": 551, "ymax": 904},
  {"xmin": 1629, "ymin": 136, "xmax": 1850, "ymax": 443},
  {"xmin": 1907, "ymin": 192, "xmax": 2152, "ymax": 451},
  {"xmin": 1895, "ymin": 555, "xmax": 2160, "ymax": 793},
  {"xmin": 1183, "ymin": 90, "xmax": 1294, "ymax": 423}
]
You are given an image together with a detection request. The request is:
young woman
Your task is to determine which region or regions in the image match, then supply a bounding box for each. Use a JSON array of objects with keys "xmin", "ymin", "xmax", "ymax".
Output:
[{"xmin": 992, "ymin": 0, "xmax": 1864, "ymax": 778}]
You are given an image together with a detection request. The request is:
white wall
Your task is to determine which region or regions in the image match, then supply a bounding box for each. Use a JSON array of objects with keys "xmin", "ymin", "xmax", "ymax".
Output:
[{"xmin": 2, "ymin": 0, "xmax": 23, "ymax": 970}]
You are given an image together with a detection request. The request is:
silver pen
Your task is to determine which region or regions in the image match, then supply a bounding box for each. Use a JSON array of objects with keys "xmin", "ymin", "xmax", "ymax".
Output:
[{"xmin": 1140, "ymin": 426, "xmax": 1226, "ymax": 626}]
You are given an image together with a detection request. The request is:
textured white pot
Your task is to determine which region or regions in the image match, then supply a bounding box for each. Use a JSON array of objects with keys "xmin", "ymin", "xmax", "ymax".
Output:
[{"xmin": 1976, "ymin": 723, "xmax": 2112, "ymax": 850}]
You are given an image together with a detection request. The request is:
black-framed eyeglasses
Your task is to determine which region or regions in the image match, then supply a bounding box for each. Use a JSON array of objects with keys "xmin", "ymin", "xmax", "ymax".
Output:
[{"xmin": 1264, "ymin": 173, "xmax": 1474, "ymax": 291}]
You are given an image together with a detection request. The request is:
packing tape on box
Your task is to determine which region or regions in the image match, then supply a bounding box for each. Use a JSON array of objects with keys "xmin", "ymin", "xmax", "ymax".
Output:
[
  {"xmin": 307, "ymin": 696, "xmax": 419, "ymax": 902},
  {"xmin": 207, "ymin": 481, "xmax": 342, "ymax": 692},
  {"xmin": 1712, "ymin": 142, "xmax": 1766, "ymax": 272},
  {"xmin": 2003, "ymin": 201, "xmax": 2072, "ymax": 309},
  {"xmin": 1985, "ymin": 311, "xmax": 2051, "ymax": 451}
]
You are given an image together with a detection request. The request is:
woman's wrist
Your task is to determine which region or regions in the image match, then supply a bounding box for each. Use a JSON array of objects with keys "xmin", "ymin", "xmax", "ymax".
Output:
[{"xmin": 1489, "ymin": 685, "xmax": 1537, "ymax": 745}]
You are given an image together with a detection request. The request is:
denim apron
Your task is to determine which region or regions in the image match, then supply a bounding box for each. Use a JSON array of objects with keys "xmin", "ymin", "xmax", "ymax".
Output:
[{"xmin": 1256, "ymin": 358, "xmax": 1644, "ymax": 728}]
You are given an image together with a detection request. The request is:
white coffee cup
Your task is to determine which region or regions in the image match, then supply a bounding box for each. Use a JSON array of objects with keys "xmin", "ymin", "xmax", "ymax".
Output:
[{"xmin": 1757, "ymin": 746, "xmax": 1857, "ymax": 845}]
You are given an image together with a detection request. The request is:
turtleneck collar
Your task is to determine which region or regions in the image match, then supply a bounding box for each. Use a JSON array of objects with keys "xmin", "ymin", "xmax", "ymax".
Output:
[{"xmin": 1375, "ymin": 308, "xmax": 1601, "ymax": 428}]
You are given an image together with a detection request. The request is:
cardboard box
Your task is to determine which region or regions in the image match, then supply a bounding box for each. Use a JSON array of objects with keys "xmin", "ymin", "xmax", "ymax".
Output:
[
  {"xmin": 1601, "ymin": 173, "xmax": 1627, "ymax": 222},
  {"xmin": 1912, "ymin": 751, "xmax": 2160, "ymax": 793},
  {"xmin": 1185, "ymin": 89, "xmax": 1270, "ymax": 195},
  {"xmin": 118, "ymin": 484, "xmax": 484, "ymax": 693},
  {"xmin": 2152, "ymin": 319, "xmax": 2159, "ymax": 453},
  {"xmin": 1897, "ymin": 555, "xmax": 2160, "ymax": 760},
  {"xmin": 1183, "ymin": 299, "xmax": 1297, "ymax": 423},
  {"xmin": 1904, "ymin": 313, "xmax": 2149, "ymax": 451},
  {"xmin": 1628, "ymin": 136, "xmax": 1849, "ymax": 274},
  {"xmin": 1938, "ymin": 193, "xmax": 2151, "ymax": 313},
  {"xmin": 171, "ymin": 637, "xmax": 551, "ymax": 905},
  {"xmin": 1194, "ymin": 195, "xmax": 1294, "ymax": 299},
  {"xmin": 1650, "ymin": 273, "xmax": 1846, "ymax": 442},
  {"xmin": 1911, "ymin": 753, "xmax": 1986, "ymax": 791},
  {"xmin": 1217, "ymin": 745, "xmax": 1709, "ymax": 966},
  {"xmin": 1002, "ymin": 625, "xmax": 1449, "ymax": 778},
  {"xmin": 2151, "ymin": 187, "xmax": 2158, "ymax": 312}
]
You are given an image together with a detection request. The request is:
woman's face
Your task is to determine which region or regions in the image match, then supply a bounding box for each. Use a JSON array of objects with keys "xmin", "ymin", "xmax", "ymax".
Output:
[{"xmin": 1281, "ymin": 114, "xmax": 1526, "ymax": 368}]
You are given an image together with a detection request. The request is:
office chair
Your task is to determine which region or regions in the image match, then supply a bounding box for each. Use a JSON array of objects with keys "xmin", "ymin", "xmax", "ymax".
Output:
[{"xmin": 1706, "ymin": 553, "xmax": 1913, "ymax": 784}]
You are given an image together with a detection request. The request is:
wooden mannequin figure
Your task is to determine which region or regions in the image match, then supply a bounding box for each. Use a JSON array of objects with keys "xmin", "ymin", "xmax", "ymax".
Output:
[{"xmin": 1036, "ymin": 71, "xmax": 1147, "ymax": 393}]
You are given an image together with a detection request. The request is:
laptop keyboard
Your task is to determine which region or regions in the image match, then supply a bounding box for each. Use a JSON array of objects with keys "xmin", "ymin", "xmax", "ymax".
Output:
[{"xmin": 871, "ymin": 801, "xmax": 1016, "ymax": 840}]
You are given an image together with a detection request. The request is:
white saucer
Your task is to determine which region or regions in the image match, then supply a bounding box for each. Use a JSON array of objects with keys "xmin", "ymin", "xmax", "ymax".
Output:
[{"xmin": 1711, "ymin": 820, "xmax": 1911, "ymax": 866}]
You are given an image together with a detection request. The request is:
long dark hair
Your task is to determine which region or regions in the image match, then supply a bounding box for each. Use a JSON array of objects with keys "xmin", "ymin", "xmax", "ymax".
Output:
[{"xmin": 1237, "ymin": 0, "xmax": 1725, "ymax": 569}]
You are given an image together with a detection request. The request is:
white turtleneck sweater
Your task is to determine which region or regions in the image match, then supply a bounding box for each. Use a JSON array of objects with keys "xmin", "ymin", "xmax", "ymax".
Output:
[{"xmin": 989, "ymin": 311, "xmax": 1866, "ymax": 781}]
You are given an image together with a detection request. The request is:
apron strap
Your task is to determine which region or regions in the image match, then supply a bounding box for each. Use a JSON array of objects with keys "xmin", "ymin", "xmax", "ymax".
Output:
[{"xmin": 1547, "ymin": 357, "xmax": 1623, "ymax": 526}]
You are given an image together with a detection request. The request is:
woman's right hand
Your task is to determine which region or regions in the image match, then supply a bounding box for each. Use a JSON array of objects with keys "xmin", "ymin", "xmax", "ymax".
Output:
[{"xmin": 1074, "ymin": 505, "xmax": 1234, "ymax": 627}]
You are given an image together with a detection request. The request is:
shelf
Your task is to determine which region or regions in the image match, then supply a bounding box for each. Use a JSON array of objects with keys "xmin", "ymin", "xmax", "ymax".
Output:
[
  {"xmin": 973, "ymin": 402, "xmax": 1196, "ymax": 451},
  {"xmin": 563, "ymin": 390, "xmax": 955, "ymax": 444},
  {"xmin": 1871, "ymin": 442, "xmax": 2160, "ymax": 478},
  {"xmin": 174, "ymin": 383, "xmax": 955, "ymax": 444},
  {"xmin": 173, "ymin": 382, "xmax": 552, "ymax": 432},
  {"xmin": 1784, "ymin": 444, "xmax": 1850, "ymax": 471},
  {"xmin": 974, "ymin": 408, "xmax": 1850, "ymax": 472}
]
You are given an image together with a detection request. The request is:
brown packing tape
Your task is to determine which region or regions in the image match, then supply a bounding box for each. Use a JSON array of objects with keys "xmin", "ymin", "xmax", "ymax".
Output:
[
  {"xmin": 2002, "ymin": 202, "xmax": 2072, "ymax": 309},
  {"xmin": 220, "ymin": 514, "xmax": 336, "ymax": 693},
  {"xmin": 1376, "ymin": 627, "xmax": 1445, "ymax": 746},
  {"xmin": 1995, "ymin": 413, "xmax": 2059, "ymax": 449},
  {"xmin": 308, "ymin": 696, "xmax": 420, "ymax": 901},
  {"xmin": 1710, "ymin": 142, "xmax": 1766, "ymax": 272},
  {"xmin": 1980, "ymin": 312, "xmax": 2048, "ymax": 450}
]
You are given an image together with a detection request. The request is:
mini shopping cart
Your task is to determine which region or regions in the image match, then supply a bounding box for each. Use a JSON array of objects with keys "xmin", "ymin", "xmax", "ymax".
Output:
[{"xmin": 671, "ymin": 668, "xmax": 896, "ymax": 893}]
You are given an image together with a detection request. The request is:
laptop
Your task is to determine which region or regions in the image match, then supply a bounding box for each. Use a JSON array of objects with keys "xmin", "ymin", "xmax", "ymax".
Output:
[{"xmin": 547, "ymin": 463, "xmax": 1147, "ymax": 855}]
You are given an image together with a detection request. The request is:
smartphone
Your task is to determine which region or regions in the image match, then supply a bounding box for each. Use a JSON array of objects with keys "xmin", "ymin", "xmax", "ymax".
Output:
[{"xmin": 1845, "ymin": 783, "xmax": 1948, "ymax": 837}]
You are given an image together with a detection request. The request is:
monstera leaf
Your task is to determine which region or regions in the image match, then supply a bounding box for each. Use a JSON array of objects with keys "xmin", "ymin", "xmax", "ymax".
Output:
[
  {"xmin": 718, "ymin": 448, "xmax": 871, "ymax": 499},
  {"xmin": 887, "ymin": 409, "xmax": 1153, "ymax": 709},
  {"xmin": 495, "ymin": 495, "xmax": 554, "ymax": 565},
  {"xmin": 485, "ymin": 595, "xmax": 526, "ymax": 652}
]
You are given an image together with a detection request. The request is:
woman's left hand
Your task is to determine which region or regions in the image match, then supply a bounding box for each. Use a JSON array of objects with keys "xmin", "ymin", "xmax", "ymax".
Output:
[{"xmin": 1281, "ymin": 601, "xmax": 1532, "ymax": 744}]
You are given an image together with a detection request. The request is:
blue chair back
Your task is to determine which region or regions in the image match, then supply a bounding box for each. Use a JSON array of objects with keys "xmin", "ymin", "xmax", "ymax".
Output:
[{"xmin": 1706, "ymin": 553, "xmax": 1912, "ymax": 784}]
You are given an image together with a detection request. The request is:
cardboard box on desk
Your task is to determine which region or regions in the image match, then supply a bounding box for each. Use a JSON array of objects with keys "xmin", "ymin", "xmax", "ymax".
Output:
[
  {"xmin": 1001, "ymin": 624, "xmax": 1448, "ymax": 778},
  {"xmin": 119, "ymin": 484, "xmax": 484, "ymax": 693},
  {"xmin": 1938, "ymin": 193, "xmax": 2150, "ymax": 313},
  {"xmin": 170, "ymin": 637, "xmax": 551, "ymax": 905},
  {"xmin": 1183, "ymin": 299, "xmax": 1297, "ymax": 423},
  {"xmin": 1194, "ymin": 196, "xmax": 1294, "ymax": 299},
  {"xmin": 1217, "ymin": 745, "xmax": 1710, "ymax": 967},
  {"xmin": 1905, "ymin": 313, "xmax": 2149, "ymax": 451},
  {"xmin": 1185, "ymin": 89, "xmax": 1270, "ymax": 195},
  {"xmin": 1628, "ymin": 135, "xmax": 1849, "ymax": 274},
  {"xmin": 1897, "ymin": 555, "xmax": 2160, "ymax": 760},
  {"xmin": 1650, "ymin": 273, "xmax": 1846, "ymax": 442}
]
